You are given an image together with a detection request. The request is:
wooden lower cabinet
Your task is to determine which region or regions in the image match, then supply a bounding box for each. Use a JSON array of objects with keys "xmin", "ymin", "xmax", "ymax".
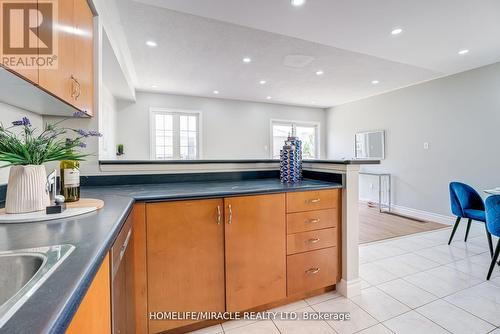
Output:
[
  {"xmin": 130, "ymin": 203, "xmax": 148, "ymax": 334},
  {"xmin": 224, "ymin": 194, "xmax": 287, "ymax": 311},
  {"xmin": 113, "ymin": 189, "xmax": 341, "ymax": 333},
  {"xmin": 146, "ymin": 199, "xmax": 225, "ymax": 333},
  {"xmin": 286, "ymin": 189, "xmax": 339, "ymax": 213},
  {"xmin": 287, "ymin": 247, "xmax": 338, "ymax": 295},
  {"xmin": 66, "ymin": 254, "xmax": 111, "ymax": 334},
  {"xmin": 285, "ymin": 189, "xmax": 342, "ymax": 297},
  {"xmin": 287, "ymin": 228, "xmax": 337, "ymax": 255}
]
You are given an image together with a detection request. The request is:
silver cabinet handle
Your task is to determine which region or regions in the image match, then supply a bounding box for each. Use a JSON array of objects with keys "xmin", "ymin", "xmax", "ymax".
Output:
[
  {"xmin": 75, "ymin": 78, "xmax": 81, "ymax": 100},
  {"xmin": 217, "ymin": 205, "xmax": 222, "ymax": 225},
  {"xmin": 71, "ymin": 75, "xmax": 81, "ymax": 100},
  {"xmin": 70, "ymin": 75, "xmax": 77, "ymax": 99},
  {"xmin": 119, "ymin": 228, "xmax": 132, "ymax": 261},
  {"xmin": 228, "ymin": 204, "xmax": 232, "ymax": 224},
  {"xmin": 307, "ymin": 198, "xmax": 321, "ymax": 204},
  {"xmin": 307, "ymin": 219, "xmax": 320, "ymax": 224},
  {"xmin": 305, "ymin": 267, "xmax": 320, "ymax": 275},
  {"xmin": 308, "ymin": 238, "xmax": 320, "ymax": 244}
]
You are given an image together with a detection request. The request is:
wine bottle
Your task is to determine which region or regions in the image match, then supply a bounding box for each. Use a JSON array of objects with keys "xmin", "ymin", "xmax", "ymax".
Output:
[{"xmin": 60, "ymin": 160, "xmax": 80, "ymax": 202}]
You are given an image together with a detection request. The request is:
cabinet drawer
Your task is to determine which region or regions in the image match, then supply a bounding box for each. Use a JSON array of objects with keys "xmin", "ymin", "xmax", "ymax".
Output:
[
  {"xmin": 287, "ymin": 247, "xmax": 337, "ymax": 295},
  {"xmin": 286, "ymin": 189, "xmax": 339, "ymax": 213},
  {"xmin": 287, "ymin": 228, "xmax": 337, "ymax": 255},
  {"xmin": 287, "ymin": 209, "xmax": 338, "ymax": 234}
]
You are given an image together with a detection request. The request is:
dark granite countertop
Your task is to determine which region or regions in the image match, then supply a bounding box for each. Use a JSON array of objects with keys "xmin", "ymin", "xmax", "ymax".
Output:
[{"xmin": 0, "ymin": 178, "xmax": 342, "ymax": 334}]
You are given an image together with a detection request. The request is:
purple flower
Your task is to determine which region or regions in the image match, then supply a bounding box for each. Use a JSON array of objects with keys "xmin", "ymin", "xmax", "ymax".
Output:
[
  {"xmin": 73, "ymin": 111, "xmax": 87, "ymax": 118},
  {"xmin": 12, "ymin": 117, "xmax": 31, "ymax": 127},
  {"xmin": 74, "ymin": 129, "xmax": 90, "ymax": 137},
  {"xmin": 88, "ymin": 131, "xmax": 102, "ymax": 137},
  {"xmin": 65, "ymin": 138, "xmax": 73, "ymax": 146},
  {"xmin": 78, "ymin": 142, "xmax": 87, "ymax": 148}
]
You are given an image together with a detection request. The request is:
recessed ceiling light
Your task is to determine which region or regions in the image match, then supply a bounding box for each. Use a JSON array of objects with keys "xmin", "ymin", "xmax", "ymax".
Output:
[
  {"xmin": 213, "ymin": 90, "xmax": 219, "ymax": 95},
  {"xmin": 371, "ymin": 80, "xmax": 380, "ymax": 84},
  {"xmin": 291, "ymin": 0, "xmax": 306, "ymax": 7},
  {"xmin": 146, "ymin": 40, "xmax": 157, "ymax": 47},
  {"xmin": 266, "ymin": 96, "xmax": 272, "ymax": 100},
  {"xmin": 391, "ymin": 28, "xmax": 403, "ymax": 35},
  {"xmin": 259, "ymin": 80, "xmax": 267, "ymax": 85},
  {"xmin": 311, "ymin": 101, "xmax": 316, "ymax": 105},
  {"xmin": 151, "ymin": 85, "xmax": 157, "ymax": 88},
  {"xmin": 242, "ymin": 57, "xmax": 252, "ymax": 63},
  {"xmin": 458, "ymin": 49, "xmax": 469, "ymax": 55},
  {"xmin": 316, "ymin": 70, "xmax": 324, "ymax": 76}
]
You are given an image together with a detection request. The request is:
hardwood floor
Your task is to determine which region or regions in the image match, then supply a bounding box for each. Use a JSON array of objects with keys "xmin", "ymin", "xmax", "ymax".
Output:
[{"xmin": 359, "ymin": 202, "xmax": 448, "ymax": 244}]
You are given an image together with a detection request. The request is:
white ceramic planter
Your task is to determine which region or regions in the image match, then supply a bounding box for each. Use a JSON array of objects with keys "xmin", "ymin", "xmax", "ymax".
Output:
[{"xmin": 5, "ymin": 165, "xmax": 50, "ymax": 214}]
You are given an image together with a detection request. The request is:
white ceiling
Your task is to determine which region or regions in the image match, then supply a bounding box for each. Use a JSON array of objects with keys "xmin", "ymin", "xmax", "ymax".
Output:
[{"xmin": 115, "ymin": 0, "xmax": 500, "ymax": 107}]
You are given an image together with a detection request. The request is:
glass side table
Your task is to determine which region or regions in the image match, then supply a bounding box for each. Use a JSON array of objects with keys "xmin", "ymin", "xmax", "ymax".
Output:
[{"xmin": 359, "ymin": 172, "xmax": 391, "ymax": 213}]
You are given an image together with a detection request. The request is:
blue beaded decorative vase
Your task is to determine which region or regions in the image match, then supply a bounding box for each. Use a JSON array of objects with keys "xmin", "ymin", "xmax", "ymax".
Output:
[{"xmin": 280, "ymin": 127, "xmax": 302, "ymax": 184}]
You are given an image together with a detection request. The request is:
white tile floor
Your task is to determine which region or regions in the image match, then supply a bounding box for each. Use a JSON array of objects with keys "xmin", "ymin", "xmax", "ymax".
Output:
[{"xmin": 189, "ymin": 223, "xmax": 500, "ymax": 333}]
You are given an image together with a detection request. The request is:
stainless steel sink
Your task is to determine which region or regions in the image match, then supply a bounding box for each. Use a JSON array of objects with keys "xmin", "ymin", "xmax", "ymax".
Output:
[{"xmin": 0, "ymin": 245, "xmax": 75, "ymax": 328}]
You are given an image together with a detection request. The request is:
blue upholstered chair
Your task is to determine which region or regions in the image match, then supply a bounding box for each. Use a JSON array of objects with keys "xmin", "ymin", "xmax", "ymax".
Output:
[
  {"xmin": 448, "ymin": 182, "xmax": 493, "ymax": 256},
  {"xmin": 485, "ymin": 195, "xmax": 500, "ymax": 280}
]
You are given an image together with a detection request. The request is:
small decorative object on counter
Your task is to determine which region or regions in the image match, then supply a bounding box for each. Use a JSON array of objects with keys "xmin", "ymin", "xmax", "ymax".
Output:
[
  {"xmin": 117, "ymin": 144, "xmax": 124, "ymax": 156},
  {"xmin": 60, "ymin": 160, "xmax": 80, "ymax": 202},
  {"xmin": 46, "ymin": 169, "xmax": 66, "ymax": 214},
  {"xmin": 0, "ymin": 112, "xmax": 101, "ymax": 214},
  {"xmin": 280, "ymin": 125, "xmax": 303, "ymax": 184}
]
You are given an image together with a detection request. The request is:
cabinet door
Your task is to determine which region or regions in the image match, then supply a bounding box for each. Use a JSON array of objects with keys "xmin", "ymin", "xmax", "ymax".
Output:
[
  {"xmin": 146, "ymin": 199, "xmax": 225, "ymax": 333},
  {"xmin": 66, "ymin": 254, "xmax": 111, "ymax": 334},
  {"xmin": 39, "ymin": 0, "xmax": 74, "ymax": 105},
  {"xmin": 0, "ymin": 2, "xmax": 39, "ymax": 83},
  {"xmin": 73, "ymin": 0, "xmax": 94, "ymax": 116},
  {"xmin": 225, "ymin": 194, "xmax": 286, "ymax": 311}
]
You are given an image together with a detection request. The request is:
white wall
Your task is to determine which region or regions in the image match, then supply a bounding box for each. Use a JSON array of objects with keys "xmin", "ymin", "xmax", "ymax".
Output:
[
  {"xmin": 99, "ymin": 85, "xmax": 118, "ymax": 160},
  {"xmin": 0, "ymin": 104, "xmax": 44, "ymax": 184},
  {"xmin": 116, "ymin": 92, "xmax": 327, "ymax": 160},
  {"xmin": 327, "ymin": 62, "xmax": 500, "ymax": 217}
]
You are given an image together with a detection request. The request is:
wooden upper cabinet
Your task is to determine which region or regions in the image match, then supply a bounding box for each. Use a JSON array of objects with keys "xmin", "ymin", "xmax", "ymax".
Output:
[
  {"xmin": 39, "ymin": 0, "xmax": 75, "ymax": 106},
  {"xmin": 39, "ymin": 0, "xmax": 94, "ymax": 116},
  {"xmin": 0, "ymin": 1, "xmax": 39, "ymax": 83},
  {"xmin": 224, "ymin": 194, "xmax": 287, "ymax": 311},
  {"xmin": 146, "ymin": 199, "xmax": 225, "ymax": 334},
  {"xmin": 72, "ymin": 0, "xmax": 94, "ymax": 116}
]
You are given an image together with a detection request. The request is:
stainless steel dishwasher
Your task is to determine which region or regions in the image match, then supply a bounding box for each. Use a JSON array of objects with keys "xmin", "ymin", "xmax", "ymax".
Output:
[{"xmin": 111, "ymin": 216, "xmax": 134, "ymax": 334}]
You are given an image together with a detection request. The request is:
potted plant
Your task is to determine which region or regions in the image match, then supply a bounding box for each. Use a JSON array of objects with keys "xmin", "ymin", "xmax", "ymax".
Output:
[
  {"xmin": 0, "ymin": 113, "xmax": 101, "ymax": 214},
  {"xmin": 117, "ymin": 144, "xmax": 124, "ymax": 156}
]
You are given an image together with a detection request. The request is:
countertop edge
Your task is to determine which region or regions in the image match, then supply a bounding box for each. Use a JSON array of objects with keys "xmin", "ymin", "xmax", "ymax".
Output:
[{"xmin": 132, "ymin": 183, "xmax": 343, "ymax": 202}]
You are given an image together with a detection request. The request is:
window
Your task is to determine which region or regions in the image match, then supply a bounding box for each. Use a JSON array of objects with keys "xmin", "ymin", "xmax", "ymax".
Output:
[
  {"xmin": 271, "ymin": 120, "xmax": 319, "ymax": 159},
  {"xmin": 150, "ymin": 109, "xmax": 201, "ymax": 160}
]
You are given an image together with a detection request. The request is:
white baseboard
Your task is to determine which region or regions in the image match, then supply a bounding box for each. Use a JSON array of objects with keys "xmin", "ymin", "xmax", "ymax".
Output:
[
  {"xmin": 337, "ymin": 278, "xmax": 361, "ymax": 298},
  {"xmin": 359, "ymin": 198, "xmax": 455, "ymax": 225}
]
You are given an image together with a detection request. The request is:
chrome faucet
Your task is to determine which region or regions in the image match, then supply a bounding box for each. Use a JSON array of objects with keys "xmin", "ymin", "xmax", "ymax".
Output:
[{"xmin": 46, "ymin": 169, "xmax": 57, "ymax": 205}]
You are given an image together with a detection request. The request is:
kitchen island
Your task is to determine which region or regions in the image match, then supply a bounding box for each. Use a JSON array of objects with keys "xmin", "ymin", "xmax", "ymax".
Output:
[{"xmin": 0, "ymin": 160, "xmax": 374, "ymax": 333}]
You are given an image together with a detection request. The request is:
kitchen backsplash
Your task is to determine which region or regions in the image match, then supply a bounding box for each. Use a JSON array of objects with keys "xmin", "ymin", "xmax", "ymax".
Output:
[{"xmin": 0, "ymin": 184, "xmax": 6, "ymax": 208}]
